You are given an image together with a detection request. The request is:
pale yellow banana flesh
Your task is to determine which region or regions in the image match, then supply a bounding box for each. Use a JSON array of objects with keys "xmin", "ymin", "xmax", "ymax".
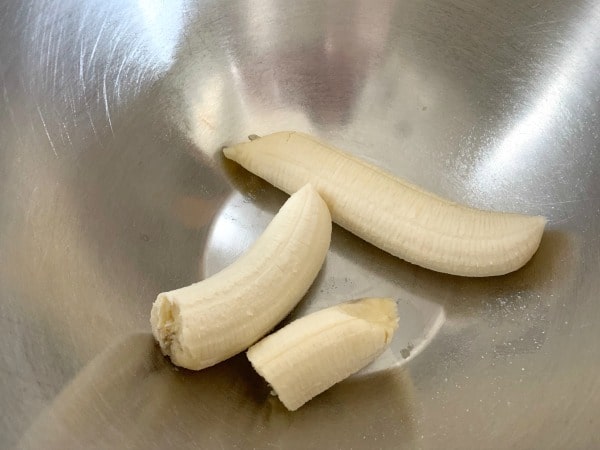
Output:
[
  {"xmin": 247, "ymin": 297, "xmax": 399, "ymax": 411},
  {"xmin": 150, "ymin": 184, "xmax": 332, "ymax": 370},
  {"xmin": 223, "ymin": 131, "xmax": 547, "ymax": 277}
]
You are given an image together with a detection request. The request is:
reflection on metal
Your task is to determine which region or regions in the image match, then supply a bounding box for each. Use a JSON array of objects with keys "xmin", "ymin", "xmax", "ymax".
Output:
[
  {"xmin": 136, "ymin": 0, "xmax": 187, "ymax": 65},
  {"xmin": 475, "ymin": 2, "xmax": 600, "ymax": 187}
]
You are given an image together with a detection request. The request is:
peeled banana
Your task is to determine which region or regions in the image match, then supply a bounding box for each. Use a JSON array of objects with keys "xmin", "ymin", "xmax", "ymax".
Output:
[
  {"xmin": 247, "ymin": 297, "xmax": 399, "ymax": 411},
  {"xmin": 150, "ymin": 184, "xmax": 332, "ymax": 370},
  {"xmin": 223, "ymin": 131, "xmax": 546, "ymax": 277}
]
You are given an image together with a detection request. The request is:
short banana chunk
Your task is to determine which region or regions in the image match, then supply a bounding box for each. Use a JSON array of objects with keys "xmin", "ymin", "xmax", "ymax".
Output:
[
  {"xmin": 247, "ymin": 297, "xmax": 399, "ymax": 411},
  {"xmin": 150, "ymin": 184, "xmax": 332, "ymax": 370},
  {"xmin": 224, "ymin": 132, "xmax": 546, "ymax": 277}
]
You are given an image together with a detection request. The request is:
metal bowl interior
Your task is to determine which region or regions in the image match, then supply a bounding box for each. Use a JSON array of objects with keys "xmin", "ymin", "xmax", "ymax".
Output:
[{"xmin": 1, "ymin": 0, "xmax": 599, "ymax": 448}]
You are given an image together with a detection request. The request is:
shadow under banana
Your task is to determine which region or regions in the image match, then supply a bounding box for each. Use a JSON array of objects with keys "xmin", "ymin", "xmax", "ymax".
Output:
[{"xmin": 19, "ymin": 333, "xmax": 418, "ymax": 450}]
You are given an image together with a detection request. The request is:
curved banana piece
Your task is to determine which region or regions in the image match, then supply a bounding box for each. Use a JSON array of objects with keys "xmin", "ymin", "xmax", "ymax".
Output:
[
  {"xmin": 224, "ymin": 131, "xmax": 546, "ymax": 277},
  {"xmin": 150, "ymin": 184, "xmax": 332, "ymax": 370},
  {"xmin": 247, "ymin": 297, "xmax": 399, "ymax": 411}
]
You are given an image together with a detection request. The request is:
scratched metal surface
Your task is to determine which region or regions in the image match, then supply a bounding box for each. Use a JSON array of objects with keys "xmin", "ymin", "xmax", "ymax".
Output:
[{"xmin": 1, "ymin": 0, "xmax": 599, "ymax": 448}]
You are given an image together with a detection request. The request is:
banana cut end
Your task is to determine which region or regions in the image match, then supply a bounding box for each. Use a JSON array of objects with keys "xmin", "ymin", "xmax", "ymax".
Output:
[
  {"xmin": 337, "ymin": 297, "xmax": 399, "ymax": 343},
  {"xmin": 150, "ymin": 294, "xmax": 182, "ymax": 361}
]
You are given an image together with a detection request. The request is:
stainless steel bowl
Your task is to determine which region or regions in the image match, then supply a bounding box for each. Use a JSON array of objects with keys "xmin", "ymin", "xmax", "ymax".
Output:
[{"xmin": 2, "ymin": 0, "xmax": 599, "ymax": 448}]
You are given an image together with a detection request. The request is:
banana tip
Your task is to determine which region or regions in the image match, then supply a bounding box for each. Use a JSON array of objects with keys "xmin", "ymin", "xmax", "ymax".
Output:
[{"xmin": 222, "ymin": 145, "xmax": 236, "ymax": 160}]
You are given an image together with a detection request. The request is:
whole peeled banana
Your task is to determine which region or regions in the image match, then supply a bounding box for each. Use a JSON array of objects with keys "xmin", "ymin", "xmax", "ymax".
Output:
[{"xmin": 224, "ymin": 131, "xmax": 546, "ymax": 277}]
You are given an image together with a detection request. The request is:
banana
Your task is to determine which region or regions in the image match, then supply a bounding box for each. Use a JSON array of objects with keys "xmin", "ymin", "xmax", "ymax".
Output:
[
  {"xmin": 223, "ymin": 131, "xmax": 547, "ymax": 277},
  {"xmin": 247, "ymin": 297, "xmax": 399, "ymax": 411},
  {"xmin": 150, "ymin": 184, "xmax": 332, "ymax": 370}
]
